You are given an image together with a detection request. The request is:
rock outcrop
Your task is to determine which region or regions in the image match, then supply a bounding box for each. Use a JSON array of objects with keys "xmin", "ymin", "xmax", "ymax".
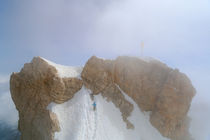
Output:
[
  {"xmin": 10, "ymin": 57, "xmax": 83, "ymax": 140},
  {"xmin": 82, "ymin": 56, "xmax": 195, "ymax": 140},
  {"xmin": 10, "ymin": 56, "xmax": 195, "ymax": 140}
]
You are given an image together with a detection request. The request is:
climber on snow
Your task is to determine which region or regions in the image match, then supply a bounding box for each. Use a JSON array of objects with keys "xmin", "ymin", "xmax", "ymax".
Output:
[{"xmin": 93, "ymin": 101, "xmax": 96, "ymax": 111}]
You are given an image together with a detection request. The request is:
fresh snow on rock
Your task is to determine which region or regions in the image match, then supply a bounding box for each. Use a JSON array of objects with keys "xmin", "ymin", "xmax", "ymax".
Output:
[
  {"xmin": 48, "ymin": 85, "xmax": 169, "ymax": 140},
  {"xmin": 48, "ymin": 87, "xmax": 95, "ymax": 140},
  {"xmin": 41, "ymin": 57, "xmax": 83, "ymax": 78}
]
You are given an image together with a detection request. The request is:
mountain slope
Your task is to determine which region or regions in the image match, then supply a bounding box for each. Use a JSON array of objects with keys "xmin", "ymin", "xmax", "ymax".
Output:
[
  {"xmin": 10, "ymin": 56, "xmax": 195, "ymax": 140},
  {"xmin": 48, "ymin": 86, "xmax": 169, "ymax": 140}
]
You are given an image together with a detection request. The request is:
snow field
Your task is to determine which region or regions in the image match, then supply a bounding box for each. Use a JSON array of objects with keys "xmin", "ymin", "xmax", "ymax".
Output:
[{"xmin": 48, "ymin": 86, "xmax": 169, "ymax": 140}]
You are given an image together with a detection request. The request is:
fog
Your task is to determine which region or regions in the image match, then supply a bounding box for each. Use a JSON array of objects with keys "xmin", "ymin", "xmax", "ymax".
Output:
[
  {"xmin": 0, "ymin": 79, "xmax": 18, "ymax": 126},
  {"xmin": 6, "ymin": 0, "xmax": 209, "ymax": 56},
  {"xmin": 0, "ymin": 77, "xmax": 19, "ymax": 140},
  {"xmin": 1, "ymin": 0, "xmax": 210, "ymax": 139}
]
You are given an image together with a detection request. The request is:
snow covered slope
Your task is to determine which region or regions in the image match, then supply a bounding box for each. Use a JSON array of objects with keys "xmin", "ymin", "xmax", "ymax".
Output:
[
  {"xmin": 11, "ymin": 56, "xmax": 195, "ymax": 140},
  {"xmin": 48, "ymin": 86, "xmax": 169, "ymax": 140},
  {"xmin": 43, "ymin": 57, "xmax": 169, "ymax": 140},
  {"xmin": 41, "ymin": 57, "xmax": 83, "ymax": 78}
]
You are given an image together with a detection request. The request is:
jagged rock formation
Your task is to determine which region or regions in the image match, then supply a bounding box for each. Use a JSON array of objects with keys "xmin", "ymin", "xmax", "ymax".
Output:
[
  {"xmin": 10, "ymin": 57, "xmax": 83, "ymax": 140},
  {"xmin": 82, "ymin": 56, "xmax": 195, "ymax": 140},
  {"xmin": 10, "ymin": 56, "xmax": 195, "ymax": 140},
  {"xmin": 81, "ymin": 57, "xmax": 134, "ymax": 129}
]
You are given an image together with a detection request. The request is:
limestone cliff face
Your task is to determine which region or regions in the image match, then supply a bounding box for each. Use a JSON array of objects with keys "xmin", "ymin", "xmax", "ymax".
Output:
[
  {"xmin": 10, "ymin": 56, "xmax": 195, "ymax": 140},
  {"xmin": 81, "ymin": 57, "xmax": 134, "ymax": 129},
  {"xmin": 10, "ymin": 57, "xmax": 83, "ymax": 140},
  {"xmin": 82, "ymin": 56, "xmax": 195, "ymax": 140},
  {"xmin": 114, "ymin": 56, "xmax": 196, "ymax": 140}
]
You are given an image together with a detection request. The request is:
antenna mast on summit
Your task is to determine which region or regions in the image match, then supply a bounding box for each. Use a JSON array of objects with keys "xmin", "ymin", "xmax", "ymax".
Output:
[{"xmin": 141, "ymin": 41, "xmax": 144, "ymax": 57}]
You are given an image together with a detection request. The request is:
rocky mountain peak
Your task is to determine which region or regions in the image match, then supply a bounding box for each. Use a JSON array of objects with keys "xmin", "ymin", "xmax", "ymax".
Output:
[{"xmin": 10, "ymin": 56, "xmax": 195, "ymax": 140}]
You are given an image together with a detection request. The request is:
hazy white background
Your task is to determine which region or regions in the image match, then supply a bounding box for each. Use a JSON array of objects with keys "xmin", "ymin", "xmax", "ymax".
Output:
[{"xmin": 0, "ymin": 0, "xmax": 210, "ymax": 139}]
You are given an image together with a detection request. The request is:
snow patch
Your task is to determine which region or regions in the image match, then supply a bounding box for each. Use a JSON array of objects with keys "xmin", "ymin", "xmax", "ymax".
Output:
[
  {"xmin": 138, "ymin": 56, "xmax": 162, "ymax": 63},
  {"xmin": 48, "ymin": 85, "xmax": 170, "ymax": 140},
  {"xmin": 41, "ymin": 57, "xmax": 83, "ymax": 78},
  {"xmin": 47, "ymin": 86, "xmax": 124, "ymax": 140}
]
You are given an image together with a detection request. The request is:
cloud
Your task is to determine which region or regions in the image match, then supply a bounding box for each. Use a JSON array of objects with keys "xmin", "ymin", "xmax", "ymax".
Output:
[
  {"xmin": 3, "ymin": 0, "xmax": 208, "ymax": 66},
  {"xmin": 189, "ymin": 101, "xmax": 210, "ymax": 140},
  {"xmin": 177, "ymin": 65, "xmax": 210, "ymax": 140},
  {"xmin": 0, "ymin": 74, "xmax": 9, "ymax": 84},
  {"xmin": 1, "ymin": 0, "xmax": 210, "ymax": 139},
  {"xmin": 0, "ymin": 75, "xmax": 18, "ymax": 127},
  {"xmin": 86, "ymin": 0, "xmax": 210, "ymax": 57},
  {"xmin": 0, "ymin": 121, "xmax": 20, "ymax": 140},
  {"xmin": 0, "ymin": 75, "xmax": 10, "ymax": 94},
  {"xmin": 0, "ymin": 92, "xmax": 18, "ymax": 127},
  {"xmin": 0, "ymin": 76, "xmax": 19, "ymax": 139}
]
